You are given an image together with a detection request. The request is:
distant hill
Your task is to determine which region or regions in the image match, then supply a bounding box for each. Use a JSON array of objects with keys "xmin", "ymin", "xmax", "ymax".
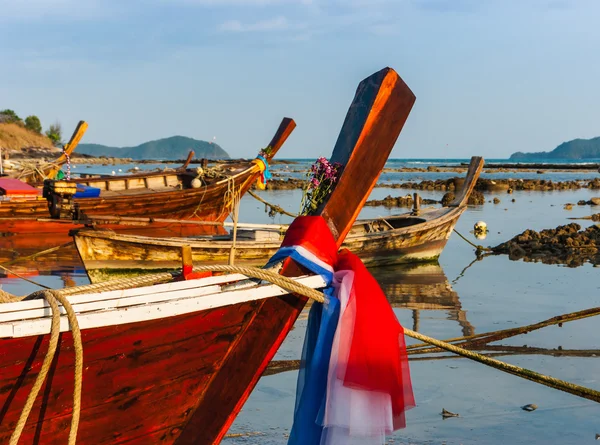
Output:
[
  {"xmin": 510, "ymin": 136, "xmax": 600, "ymax": 160},
  {"xmin": 77, "ymin": 136, "xmax": 229, "ymax": 160},
  {"xmin": 0, "ymin": 123, "xmax": 57, "ymax": 150}
]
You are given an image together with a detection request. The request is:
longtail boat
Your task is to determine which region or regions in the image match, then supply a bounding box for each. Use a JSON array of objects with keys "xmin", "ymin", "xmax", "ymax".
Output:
[
  {"xmin": 0, "ymin": 67, "xmax": 415, "ymax": 444},
  {"xmin": 71, "ymin": 156, "xmax": 483, "ymax": 283},
  {"xmin": 0, "ymin": 118, "xmax": 295, "ymax": 239}
]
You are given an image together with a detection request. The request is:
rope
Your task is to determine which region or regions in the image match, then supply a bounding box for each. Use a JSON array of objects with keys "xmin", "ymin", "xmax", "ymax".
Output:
[
  {"xmin": 453, "ymin": 228, "xmax": 492, "ymax": 252},
  {"xmin": 248, "ymin": 190, "xmax": 298, "ymax": 218},
  {"xmin": 228, "ymin": 179, "xmax": 241, "ymax": 265},
  {"xmin": 406, "ymin": 306, "xmax": 600, "ymax": 354},
  {"xmin": 403, "ymin": 327, "xmax": 600, "ymax": 403},
  {"xmin": 5, "ymin": 290, "xmax": 83, "ymax": 445}
]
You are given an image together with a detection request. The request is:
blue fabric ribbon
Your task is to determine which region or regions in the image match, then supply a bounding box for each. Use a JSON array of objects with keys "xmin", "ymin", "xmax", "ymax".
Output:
[
  {"xmin": 265, "ymin": 244, "xmax": 340, "ymax": 444},
  {"xmin": 256, "ymin": 154, "xmax": 272, "ymax": 183}
]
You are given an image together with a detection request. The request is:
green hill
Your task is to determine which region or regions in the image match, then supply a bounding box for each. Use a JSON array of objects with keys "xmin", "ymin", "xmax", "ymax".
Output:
[
  {"xmin": 510, "ymin": 137, "xmax": 600, "ymax": 160},
  {"xmin": 77, "ymin": 136, "xmax": 229, "ymax": 160}
]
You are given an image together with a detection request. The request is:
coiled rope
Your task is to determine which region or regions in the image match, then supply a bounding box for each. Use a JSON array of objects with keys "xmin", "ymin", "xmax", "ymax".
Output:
[{"xmin": 2, "ymin": 263, "xmax": 599, "ymax": 444}]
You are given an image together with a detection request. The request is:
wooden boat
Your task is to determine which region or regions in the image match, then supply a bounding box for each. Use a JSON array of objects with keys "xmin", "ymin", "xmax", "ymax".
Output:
[
  {"xmin": 0, "ymin": 67, "xmax": 415, "ymax": 444},
  {"xmin": 72, "ymin": 156, "xmax": 483, "ymax": 283},
  {"xmin": 0, "ymin": 118, "xmax": 295, "ymax": 237}
]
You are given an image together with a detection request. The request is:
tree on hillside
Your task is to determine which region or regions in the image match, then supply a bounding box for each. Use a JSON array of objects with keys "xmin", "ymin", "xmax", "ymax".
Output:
[
  {"xmin": 25, "ymin": 115, "xmax": 42, "ymax": 134},
  {"xmin": 46, "ymin": 122, "xmax": 63, "ymax": 146},
  {"xmin": 0, "ymin": 109, "xmax": 22, "ymax": 123}
]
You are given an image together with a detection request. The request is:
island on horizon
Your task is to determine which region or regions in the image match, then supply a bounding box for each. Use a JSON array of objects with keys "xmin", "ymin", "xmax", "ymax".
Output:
[
  {"xmin": 77, "ymin": 135, "xmax": 230, "ymax": 160},
  {"xmin": 510, "ymin": 136, "xmax": 600, "ymax": 161}
]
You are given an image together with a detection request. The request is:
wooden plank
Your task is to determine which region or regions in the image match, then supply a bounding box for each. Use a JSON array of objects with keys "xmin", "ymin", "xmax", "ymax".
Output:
[{"xmin": 0, "ymin": 275, "xmax": 326, "ymax": 335}]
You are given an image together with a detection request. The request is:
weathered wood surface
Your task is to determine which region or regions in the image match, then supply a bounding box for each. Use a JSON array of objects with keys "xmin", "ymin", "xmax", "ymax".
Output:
[
  {"xmin": 450, "ymin": 156, "xmax": 484, "ymax": 207},
  {"xmin": 0, "ymin": 68, "xmax": 414, "ymax": 445},
  {"xmin": 74, "ymin": 206, "xmax": 463, "ymax": 282}
]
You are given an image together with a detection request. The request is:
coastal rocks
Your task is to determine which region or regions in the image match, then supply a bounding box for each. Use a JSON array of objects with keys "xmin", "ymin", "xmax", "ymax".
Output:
[
  {"xmin": 493, "ymin": 223, "xmax": 600, "ymax": 267},
  {"xmin": 576, "ymin": 198, "xmax": 600, "ymax": 206},
  {"xmin": 469, "ymin": 191, "xmax": 485, "ymax": 205},
  {"xmin": 440, "ymin": 190, "xmax": 484, "ymax": 206},
  {"xmin": 441, "ymin": 192, "xmax": 455, "ymax": 207},
  {"xmin": 476, "ymin": 179, "xmax": 509, "ymax": 191},
  {"xmin": 365, "ymin": 194, "xmax": 438, "ymax": 208},
  {"xmin": 375, "ymin": 177, "xmax": 598, "ymax": 192}
]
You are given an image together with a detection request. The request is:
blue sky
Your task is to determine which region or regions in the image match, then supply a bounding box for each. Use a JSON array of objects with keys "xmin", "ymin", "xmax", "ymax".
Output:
[{"xmin": 1, "ymin": 0, "xmax": 599, "ymax": 159}]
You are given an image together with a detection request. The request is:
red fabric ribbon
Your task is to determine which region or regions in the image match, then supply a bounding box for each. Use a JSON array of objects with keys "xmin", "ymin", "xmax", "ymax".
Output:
[{"xmin": 279, "ymin": 216, "xmax": 415, "ymax": 428}]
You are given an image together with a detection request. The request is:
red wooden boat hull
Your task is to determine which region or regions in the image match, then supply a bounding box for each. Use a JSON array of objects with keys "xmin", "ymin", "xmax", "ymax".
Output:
[
  {"xmin": 0, "ymin": 118, "xmax": 296, "ymax": 236},
  {"xmin": 0, "ymin": 300, "xmax": 273, "ymax": 444}
]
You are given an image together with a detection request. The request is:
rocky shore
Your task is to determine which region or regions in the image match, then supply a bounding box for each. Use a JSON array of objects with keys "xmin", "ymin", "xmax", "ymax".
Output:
[
  {"xmin": 493, "ymin": 223, "xmax": 600, "ymax": 267},
  {"xmin": 378, "ymin": 177, "xmax": 600, "ymax": 192}
]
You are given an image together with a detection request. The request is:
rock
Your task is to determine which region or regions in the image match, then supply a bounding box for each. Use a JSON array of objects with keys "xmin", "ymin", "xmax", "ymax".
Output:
[
  {"xmin": 441, "ymin": 408, "xmax": 459, "ymax": 418},
  {"xmin": 441, "ymin": 192, "xmax": 455, "ymax": 207},
  {"xmin": 493, "ymin": 197, "xmax": 501, "ymax": 204},
  {"xmin": 591, "ymin": 197, "xmax": 600, "ymax": 206},
  {"xmin": 564, "ymin": 204, "xmax": 573, "ymax": 210},
  {"xmin": 493, "ymin": 223, "xmax": 600, "ymax": 267},
  {"xmin": 468, "ymin": 190, "xmax": 485, "ymax": 205},
  {"xmin": 521, "ymin": 404, "xmax": 538, "ymax": 412}
]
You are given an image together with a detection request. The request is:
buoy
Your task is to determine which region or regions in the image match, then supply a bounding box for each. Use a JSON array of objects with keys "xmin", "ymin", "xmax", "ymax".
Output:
[
  {"xmin": 111, "ymin": 170, "xmax": 116, "ymax": 175},
  {"xmin": 474, "ymin": 221, "xmax": 487, "ymax": 233},
  {"xmin": 118, "ymin": 168, "xmax": 122, "ymax": 172},
  {"xmin": 191, "ymin": 178, "xmax": 202, "ymax": 189}
]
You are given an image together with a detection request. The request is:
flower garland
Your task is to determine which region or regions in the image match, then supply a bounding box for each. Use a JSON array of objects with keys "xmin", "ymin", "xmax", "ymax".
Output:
[{"xmin": 299, "ymin": 157, "xmax": 342, "ymax": 215}]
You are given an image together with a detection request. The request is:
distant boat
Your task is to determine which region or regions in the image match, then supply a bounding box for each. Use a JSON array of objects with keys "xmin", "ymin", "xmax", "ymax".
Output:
[
  {"xmin": 0, "ymin": 118, "xmax": 295, "ymax": 238},
  {"xmin": 72, "ymin": 157, "xmax": 484, "ymax": 283}
]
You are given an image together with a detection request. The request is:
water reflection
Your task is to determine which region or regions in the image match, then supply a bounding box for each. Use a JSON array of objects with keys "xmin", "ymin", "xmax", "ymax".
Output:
[{"xmin": 369, "ymin": 262, "xmax": 475, "ymax": 336}]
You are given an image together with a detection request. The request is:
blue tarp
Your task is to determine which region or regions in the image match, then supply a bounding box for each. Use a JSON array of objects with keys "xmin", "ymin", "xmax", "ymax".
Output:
[{"xmin": 74, "ymin": 185, "xmax": 101, "ymax": 198}]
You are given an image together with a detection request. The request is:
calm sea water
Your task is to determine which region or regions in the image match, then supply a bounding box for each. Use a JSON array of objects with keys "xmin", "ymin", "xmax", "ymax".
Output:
[{"xmin": 2, "ymin": 159, "xmax": 599, "ymax": 444}]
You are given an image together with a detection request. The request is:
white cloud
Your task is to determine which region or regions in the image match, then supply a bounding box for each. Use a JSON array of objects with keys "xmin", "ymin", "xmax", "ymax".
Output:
[{"xmin": 218, "ymin": 16, "xmax": 290, "ymax": 32}]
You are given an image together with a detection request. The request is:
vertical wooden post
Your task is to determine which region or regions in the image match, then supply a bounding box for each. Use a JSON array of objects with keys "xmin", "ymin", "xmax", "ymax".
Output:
[
  {"xmin": 412, "ymin": 309, "xmax": 420, "ymax": 332},
  {"xmin": 412, "ymin": 192, "xmax": 421, "ymax": 215},
  {"xmin": 181, "ymin": 245, "xmax": 193, "ymax": 279}
]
